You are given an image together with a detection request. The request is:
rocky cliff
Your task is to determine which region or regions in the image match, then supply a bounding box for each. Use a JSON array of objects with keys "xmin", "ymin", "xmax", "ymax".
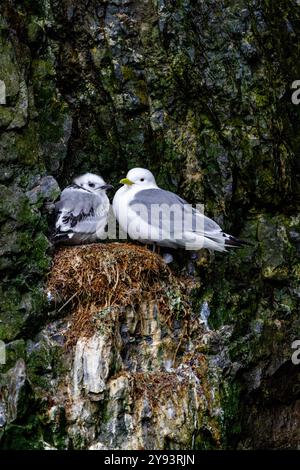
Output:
[{"xmin": 0, "ymin": 0, "xmax": 300, "ymax": 449}]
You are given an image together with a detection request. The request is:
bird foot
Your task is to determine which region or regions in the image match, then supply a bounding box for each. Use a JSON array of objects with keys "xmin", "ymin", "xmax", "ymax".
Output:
[{"xmin": 162, "ymin": 252, "xmax": 174, "ymax": 264}]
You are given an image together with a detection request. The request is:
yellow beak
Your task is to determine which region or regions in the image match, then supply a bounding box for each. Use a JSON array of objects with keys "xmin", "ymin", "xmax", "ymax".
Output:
[{"xmin": 119, "ymin": 178, "xmax": 134, "ymax": 186}]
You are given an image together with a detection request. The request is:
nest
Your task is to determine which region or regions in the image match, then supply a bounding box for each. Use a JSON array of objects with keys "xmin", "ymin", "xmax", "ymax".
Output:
[{"xmin": 47, "ymin": 243, "xmax": 191, "ymax": 347}]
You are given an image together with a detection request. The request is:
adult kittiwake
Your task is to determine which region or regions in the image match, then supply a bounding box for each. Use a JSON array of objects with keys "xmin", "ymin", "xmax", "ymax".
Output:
[
  {"xmin": 113, "ymin": 167, "xmax": 249, "ymax": 252},
  {"xmin": 53, "ymin": 173, "xmax": 113, "ymax": 245}
]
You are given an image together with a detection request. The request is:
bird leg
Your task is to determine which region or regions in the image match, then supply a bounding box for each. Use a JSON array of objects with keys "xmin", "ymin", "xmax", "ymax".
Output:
[
  {"xmin": 187, "ymin": 251, "xmax": 199, "ymax": 276},
  {"xmin": 151, "ymin": 243, "xmax": 161, "ymax": 254}
]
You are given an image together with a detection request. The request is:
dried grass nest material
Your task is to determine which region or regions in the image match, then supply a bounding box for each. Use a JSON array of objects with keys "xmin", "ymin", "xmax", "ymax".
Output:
[{"xmin": 47, "ymin": 243, "xmax": 191, "ymax": 346}]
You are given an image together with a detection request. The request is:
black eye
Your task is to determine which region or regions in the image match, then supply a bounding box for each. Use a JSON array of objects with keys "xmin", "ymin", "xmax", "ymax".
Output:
[
  {"xmin": 88, "ymin": 182, "xmax": 95, "ymax": 188},
  {"xmin": 140, "ymin": 178, "xmax": 144, "ymax": 182}
]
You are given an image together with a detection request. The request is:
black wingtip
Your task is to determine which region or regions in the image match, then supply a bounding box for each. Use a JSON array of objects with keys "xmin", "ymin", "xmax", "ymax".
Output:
[{"xmin": 225, "ymin": 235, "xmax": 253, "ymax": 248}]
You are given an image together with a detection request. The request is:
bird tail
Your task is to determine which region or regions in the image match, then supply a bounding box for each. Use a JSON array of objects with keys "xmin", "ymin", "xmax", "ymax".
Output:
[
  {"xmin": 182, "ymin": 232, "xmax": 252, "ymax": 252},
  {"xmin": 223, "ymin": 234, "xmax": 253, "ymax": 249},
  {"xmin": 51, "ymin": 231, "xmax": 74, "ymax": 245},
  {"xmin": 202, "ymin": 232, "xmax": 252, "ymax": 251}
]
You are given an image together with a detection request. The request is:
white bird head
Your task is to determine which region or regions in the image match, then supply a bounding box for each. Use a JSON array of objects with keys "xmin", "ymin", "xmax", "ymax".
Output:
[
  {"xmin": 73, "ymin": 173, "xmax": 113, "ymax": 193},
  {"xmin": 119, "ymin": 168, "xmax": 157, "ymax": 188}
]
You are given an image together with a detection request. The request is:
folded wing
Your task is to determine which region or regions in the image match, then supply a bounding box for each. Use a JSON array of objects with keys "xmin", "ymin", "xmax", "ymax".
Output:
[
  {"xmin": 129, "ymin": 188, "xmax": 247, "ymax": 251},
  {"xmin": 55, "ymin": 186, "xmax": 108, "ymax": 237}
]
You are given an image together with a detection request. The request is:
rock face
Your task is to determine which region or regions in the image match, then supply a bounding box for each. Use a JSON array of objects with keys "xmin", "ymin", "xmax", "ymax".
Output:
[
  {"xmin": 1, "ymin": 244, "xmax": 226, "ymax": 449},
  {"xmin": 0, "ymin": 0, "xmax": 300, "ymax": 449}
]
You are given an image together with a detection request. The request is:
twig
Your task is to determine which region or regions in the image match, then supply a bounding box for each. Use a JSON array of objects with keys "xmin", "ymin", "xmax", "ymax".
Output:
[{"xmin": 57, "ymin": 291, "xmax": 79, "ymax": 313}]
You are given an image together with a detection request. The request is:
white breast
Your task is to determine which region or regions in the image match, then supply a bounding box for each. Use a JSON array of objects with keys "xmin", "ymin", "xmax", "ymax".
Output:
[{"xmin": 113, "ymin": 185, "xmax": 133, "ymax": 233}]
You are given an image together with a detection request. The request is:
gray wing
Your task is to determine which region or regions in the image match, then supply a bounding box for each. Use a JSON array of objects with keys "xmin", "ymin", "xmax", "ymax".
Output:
[
  {"xmin": 129, "ymin": 188, "xmax": 221, "ymax": 236},
  {"xmin": 55, "ymin": 186, "xmax": 108, "ymax": 233},
  {"xmin": 56, "ymin": 186, "xmax": 98, "ymax": 216}
]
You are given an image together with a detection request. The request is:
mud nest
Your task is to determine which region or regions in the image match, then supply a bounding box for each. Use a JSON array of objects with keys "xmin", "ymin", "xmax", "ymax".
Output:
[{"xmin": 47, "ymin": 243, "xmax": 192, "ymax": 346}]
